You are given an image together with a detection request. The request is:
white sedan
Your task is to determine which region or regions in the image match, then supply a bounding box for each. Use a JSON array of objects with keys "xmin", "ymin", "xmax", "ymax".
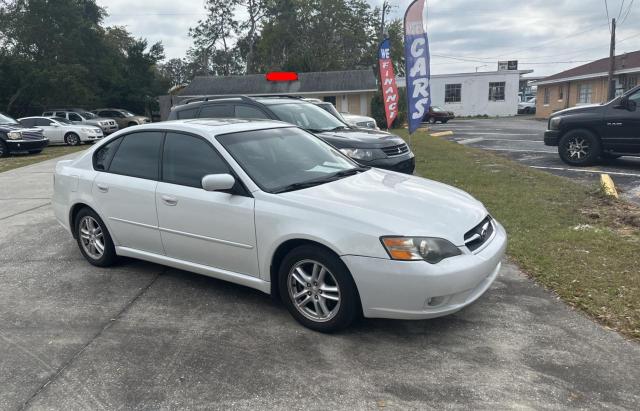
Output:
[
  {"xmin": 18, "ymin": 116, "xmax": 103, "ymax": 145},
  {"xmin": 53, "ymin": 119, "xmax": 506, "ymax": 332}
]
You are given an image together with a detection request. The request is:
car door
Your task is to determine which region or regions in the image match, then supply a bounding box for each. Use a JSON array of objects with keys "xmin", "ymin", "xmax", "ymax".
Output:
[
  {"xmin": 36, "ymin": 118, "xmax": 64, "ymax": 143},
  {"xmin": 92, "ymin": 131, "xmax": 165, "ymax": 254},
  {"xmin": 156, "ymin": 132, "xmax": 259, "ymax": 276},
  {"xmin": 603, "ymin": 89, "xmax": 640, "ymax": 153}
]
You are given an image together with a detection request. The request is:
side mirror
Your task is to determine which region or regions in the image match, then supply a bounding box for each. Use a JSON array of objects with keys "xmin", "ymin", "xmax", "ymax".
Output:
[{"xmin": 202, "ymin": 174, "xmax": 235, "ymax": 192}]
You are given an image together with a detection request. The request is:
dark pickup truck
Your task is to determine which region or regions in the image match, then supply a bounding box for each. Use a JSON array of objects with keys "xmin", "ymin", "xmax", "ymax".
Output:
[
  {"xmin": 0, "ymin": 112, "xmax": 48, "ymax": 157},
  {"xmin": 544, "ymin": 85, "xmax": 640, "ymax": 165}
]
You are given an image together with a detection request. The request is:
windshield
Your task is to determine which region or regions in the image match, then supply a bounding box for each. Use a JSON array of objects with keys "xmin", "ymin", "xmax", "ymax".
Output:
[
  {"xmin": 0, "ymin": 113, "xmax": 19, "ymax": 125},
  {"xmin": 216, "ymin": 127, "xmax": 359, "ymax": 193},
  {"xmin": 268, "ymin": 102, "xmax": 348, "ymax": 132},
  {"xmin": 81, "ymin": 111, "xmax": 97, "ymax": 119},
  {"xmin": 122, "ymin": 110, "xmax": 135, "ymax": 117},
  {"xmin": 315, "ymin": 102, "xmax": 346, "ymax": 122}
]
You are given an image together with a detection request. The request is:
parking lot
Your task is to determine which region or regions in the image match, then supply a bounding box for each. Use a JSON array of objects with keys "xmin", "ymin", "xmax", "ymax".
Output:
[
  {"xmin": 1, "ymin": 154, "xmax": 639, "ymax": 410},
  {"xmin": 428, "ymin": 117, "xmax": 640, "ymax": 204}
]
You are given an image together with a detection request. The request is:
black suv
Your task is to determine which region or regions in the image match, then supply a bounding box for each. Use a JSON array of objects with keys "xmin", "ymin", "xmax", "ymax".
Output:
[
  {"xmin": 0, "ymin": 112, "xmax": 48, "ymax": 157},
  {"xmin": 544, "ymin": 85, "xmax": 640, "ymax": 165},
  {"xmin": 168, "ymin": 96, "xmax": 415, "ymax": 174}
]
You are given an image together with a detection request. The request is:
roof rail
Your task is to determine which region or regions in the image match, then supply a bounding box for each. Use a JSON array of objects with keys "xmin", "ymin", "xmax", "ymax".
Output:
[
  {"xmin": 177, "ymin": 95, "xmax": 255, "ymax": 106},
  {"xmin": 249, "ymin": 95, "xmax": 303, "ymax": 99}
]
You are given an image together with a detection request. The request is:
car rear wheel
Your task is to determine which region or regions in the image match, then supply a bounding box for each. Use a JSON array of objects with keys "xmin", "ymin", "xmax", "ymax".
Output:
[
  {"xmin": 74, "ymin": 208, "xmax": 117, "ymax": 267},
  {"xmin": 442, "ymin": 119, "xmax": 449, "ymax": 124},
  {"xmin": 0, "ymin": 140, "xmax": 9, "ymax": 158},
  {"xmin": 429, "ymin": 117, "xmax": 437, "ymax": 124},
  {"xmin": 65, "ymin": 132, "xmax": 81, "ymax": 146},
  {"xmin": 278, "ymin": 245, "xmax": 359, "ymax": 332},
  {"xmin": 558, "ymin": 129, "xmax": 601, "ymax": 166}
]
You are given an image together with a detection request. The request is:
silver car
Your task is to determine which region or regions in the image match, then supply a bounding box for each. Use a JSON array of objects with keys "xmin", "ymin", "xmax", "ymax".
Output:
[{"xmin": 42, "ymin": 108, "xmax": 119, "ymax": 135}]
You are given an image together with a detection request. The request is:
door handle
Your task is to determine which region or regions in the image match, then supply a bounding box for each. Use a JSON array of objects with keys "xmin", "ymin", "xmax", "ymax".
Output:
[
  {"xmin": 161, "ymin": 195, "xmax": 178, "ymax": 206},
  {"xmin": 96, "ymin": 183, "xmax": 109, "ymax": 193}
]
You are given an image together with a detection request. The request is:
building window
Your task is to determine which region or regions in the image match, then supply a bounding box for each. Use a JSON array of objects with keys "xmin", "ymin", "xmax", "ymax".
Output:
[
  {"xmin": 488, "ymin": 82, "xmax": 505, "ymax": 101},
  {"xmin": 558, "ymin": 86, "xmax": 563, "ymax": 101},
  {"xmin": 543, "ymin": 88, "xmax": 550, "ymax": 105},
  {"xmin": 444, "ymin": 83, "xmax": 461, "ymax": 103},
  {"xmin": 578, "ymin": 84, "xmax": 592, "ymax": 104}
]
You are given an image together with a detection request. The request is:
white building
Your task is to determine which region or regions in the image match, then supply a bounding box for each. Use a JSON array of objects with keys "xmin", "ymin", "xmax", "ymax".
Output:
[{"xmin": 398, "ymin": 70, "xmax": 532, "ymax": 117}]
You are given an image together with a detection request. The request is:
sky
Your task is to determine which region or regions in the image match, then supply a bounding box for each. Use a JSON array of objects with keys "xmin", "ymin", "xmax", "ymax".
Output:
[{"xmin": 99, "ymin": 0, "xmax": 640, "ymax": 78}]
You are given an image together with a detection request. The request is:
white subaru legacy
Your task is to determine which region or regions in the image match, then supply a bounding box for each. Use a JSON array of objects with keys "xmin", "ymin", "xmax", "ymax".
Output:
[{"xmin": 53, "ymin": 119, "xmax": 507, "ymax": 332}]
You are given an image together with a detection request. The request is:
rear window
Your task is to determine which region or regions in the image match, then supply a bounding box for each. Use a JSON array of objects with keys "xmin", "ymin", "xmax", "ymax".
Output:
[{"xmin": 177, "ymin": 107, "xmax": 199, "ymax": 119}]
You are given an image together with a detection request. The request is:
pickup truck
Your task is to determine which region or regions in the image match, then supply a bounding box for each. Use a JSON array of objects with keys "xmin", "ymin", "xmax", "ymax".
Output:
[{"xmin": 544, "ymin": 85, "xmax": 640, "ymax": 165}]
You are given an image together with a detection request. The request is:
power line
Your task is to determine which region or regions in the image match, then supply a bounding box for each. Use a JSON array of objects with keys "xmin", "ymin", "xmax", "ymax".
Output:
[
  {"xmin": 605, "ymin": 0, "xmax": 612, "ymax": 33},
  {"xmin": 619, "ymin": 0, "xmax": 634, "ymax": 25}
]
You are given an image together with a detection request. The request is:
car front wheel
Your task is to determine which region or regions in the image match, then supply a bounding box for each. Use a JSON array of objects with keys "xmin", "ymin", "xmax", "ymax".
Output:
[
  {"xmin": 558, "ymin": 129, "xmax": 601, "ymax": 166},
  {"xmin": 65, "ymin": 132, "xmax": 81, "ymax": 146},
  {"xmin": 74, "ymin": 208, "xmax": 117, "ymax": 267},
  {"xmin": 279, "ymin": 245, "xmax": 359, "ymax": 332}
]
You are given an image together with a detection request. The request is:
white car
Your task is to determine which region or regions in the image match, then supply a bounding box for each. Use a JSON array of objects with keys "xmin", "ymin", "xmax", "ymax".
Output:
[
  {"xmin": 340, "ymin": 112, "xmax": 379, "ymax": 130},
  {"xmin": 517, "ymin": 97, "xmax": 536, "ymax": 114},
  {"xmin": 53, "ymin": 119, "xmax": 506, "ymax": 332},
  {"xmin": 18, "ymin": 116, "xmax": 103, "ymax": 145}
]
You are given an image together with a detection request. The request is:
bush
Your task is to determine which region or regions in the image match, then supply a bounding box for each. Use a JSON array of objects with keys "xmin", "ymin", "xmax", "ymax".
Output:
[{"xmin": 371, "ymin": 88, "xmax": 407, "ymax": 129}]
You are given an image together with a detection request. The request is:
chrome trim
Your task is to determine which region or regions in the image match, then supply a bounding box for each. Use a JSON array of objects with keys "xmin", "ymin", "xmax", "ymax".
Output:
[{"xmin": 6, "ymin": 138, "xmax": 49, "ymax": 143}]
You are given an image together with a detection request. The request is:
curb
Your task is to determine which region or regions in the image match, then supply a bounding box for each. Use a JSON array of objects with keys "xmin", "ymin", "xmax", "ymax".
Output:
[
  {"xmin": 430, "ymin": 131, "xmax": 454, "ymax": 137},
  {"xmin": 600, "ymin": 174, "xmax": 619, "ymax": 198}
]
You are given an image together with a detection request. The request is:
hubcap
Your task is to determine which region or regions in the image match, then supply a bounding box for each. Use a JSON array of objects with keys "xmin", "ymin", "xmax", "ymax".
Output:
[
  {"xmin": 288, "ymin": 260, "xmax": 340, "ymax": 322},
  {"xmin": 567, "ymin": 137, "xmax": 590, "ymax": 159},
  {"xmin": 79, "ymin": 216, "xmax": 105, "ymax": 260},
  {"xmin": 68, "ymin": 135, "xmax": 79, "ymax": 145}
]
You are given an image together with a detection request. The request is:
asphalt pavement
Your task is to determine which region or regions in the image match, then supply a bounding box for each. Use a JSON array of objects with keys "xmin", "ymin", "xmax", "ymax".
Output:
[
  {"xmin": 1, "ymin": 154, "xmax": 640, "ymax": 410},
  {"xmin": 427, "ymin": 116, "xmax": 640, "ymax": 205}
]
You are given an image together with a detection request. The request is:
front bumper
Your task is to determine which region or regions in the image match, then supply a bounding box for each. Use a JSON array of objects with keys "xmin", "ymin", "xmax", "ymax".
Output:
[
  {"xmin": 100, "ymin": 125, "xmax": 119, "ymax": 135},
  {"xmin": 365, "ymin": 153, "xmax": 416, "ymax": 174},
  {"xmin": 343, "ymin": 221, "xmax": 507, "ymax": 320},
  {"xmin": 544, "ymin": 130, "xmax": 561, "ymax": 146},
  {"xmin": 6, "ymin": 138, "xmax": 49, "ymax": 152}
]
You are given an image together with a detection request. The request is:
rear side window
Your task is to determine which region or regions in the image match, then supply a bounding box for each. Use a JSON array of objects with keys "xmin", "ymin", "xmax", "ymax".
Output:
[
  {"xmin": 55, "ymin": 112, "xmax": 67, "ymax": 118},
  {"xmin": 93, "ymin": 138, "xmax": 123, "ymax": 171},
  {"xmin": 108, "ymin": 132, "xmax": 164, "ymax": 179},
  {"xmin": 199, "ymin": 104, "xmax": 233, "ymax": 118},
  {"xmin": 42, "ymin": 111, "xmax": 53, "ymax": 117},
  {"xmin": 235, "ymin": 105, "xmax": 268, "ymax": 119},
  {"xmin": 162, "ymin": 132, "xmax": 229, "ymax": 188},
  {"xmin": 177, "ymin": 107, "xmax": 199, "ymax": 119}
]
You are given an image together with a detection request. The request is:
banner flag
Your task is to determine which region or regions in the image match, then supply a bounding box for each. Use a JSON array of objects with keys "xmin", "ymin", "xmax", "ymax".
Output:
[
  {"xmin": 377, "ymin": 38, "xmax": 399, "ymax": 128},
  {"xmin": 404, "ymin": 0, "xmax": 430, "ymax": 134}
]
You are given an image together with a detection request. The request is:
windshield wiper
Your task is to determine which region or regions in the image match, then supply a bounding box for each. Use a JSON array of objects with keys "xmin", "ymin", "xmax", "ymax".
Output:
[{"xmin": 272, "ymin": 167, "xmax": 369, "ymax": 194}]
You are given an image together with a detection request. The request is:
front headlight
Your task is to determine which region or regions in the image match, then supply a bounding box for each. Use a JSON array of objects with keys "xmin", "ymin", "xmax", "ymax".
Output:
[
  {"xmin": 339, "ymin": 148, "xmax": 380, "ymax": 161},
  {"xmin": 7, "ymin": 131, "xmax": 22, "ymax": 140},
  {"xmin": 381, "ymin": 237, "xmax": 462, "ymax": 264},
  {"xmin": 549, "ymin": 116, "xmax": 562, "ymax": 130}
]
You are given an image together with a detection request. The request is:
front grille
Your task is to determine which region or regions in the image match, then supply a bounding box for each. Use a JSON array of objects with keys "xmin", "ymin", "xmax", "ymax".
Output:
[
  {"xmin": 464, "ymin": 216, "xmax": 494, "ymax": 252},
  {"xmin": 381, "ymin": 143, "xmax": 410, "ymax": 157},
  {"xmin": 21, "ymin": 130, "xmax": 45, "ymax": 140}
]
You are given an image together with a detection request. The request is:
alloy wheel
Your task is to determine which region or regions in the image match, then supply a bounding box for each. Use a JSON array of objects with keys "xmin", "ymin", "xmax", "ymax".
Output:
[
  {"xmin": 79, "ymin": 216, "xmax": 105, "ymax": 260},
  {"xmin": 566, "ymin": 136, "xmax": 590, "ymax": 160},
  {"xmin": 287, "ymin": 259, "xmax": 341, "ymax": 322},
  {"xmin": 67, "ymin": 134, "xmax": 79, "ymax": 146}
]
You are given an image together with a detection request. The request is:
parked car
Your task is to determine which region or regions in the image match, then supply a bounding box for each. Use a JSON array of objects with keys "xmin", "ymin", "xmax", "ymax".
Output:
[
  {"xmin": 18, "ymin": 116, "xmax": 103, "ymax": 145},
  {"xmin": 423, "ymin": 106, "xmax": 455, "ymax": 124},
  {"xmin": 518, "ymin": 97, "xmax": 536, "ymax": 114},
  {"xmin": 169, "ymin": 96, "xmax": 415, "ymax": 174},
  {"xmin": 340, "ymin": 113, "xmax": 379, "ymax": 130},
  {"xmin": 0, "ymin": 112, "xmax": 48, "ymax": 157},
  {"xmin": 92, "ymin": 108, "xmax": 150, "ymax": 129},
  {"xmin": 42, "ymin": 109, "xmax": 119, "ymax": 135},
  {"xmin": 544, "ymin": 85, "xmax": 640, "ymax": 166},
  {"xmin": 53, "ymin": 120, "xmax": 507, "ymax": 332}
]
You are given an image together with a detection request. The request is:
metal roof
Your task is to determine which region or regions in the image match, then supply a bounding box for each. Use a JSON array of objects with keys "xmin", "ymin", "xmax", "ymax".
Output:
[{"xmin": 537, "ymin": 50, "xmax": 640, "ymax": 85}]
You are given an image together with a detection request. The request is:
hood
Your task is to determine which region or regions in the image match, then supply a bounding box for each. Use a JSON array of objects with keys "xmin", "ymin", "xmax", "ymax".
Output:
[
  {"xmin": 276, "ymin": 169, "xmax": 487, "ymax": 245},
  {"xmin": 0, "ymin": 123, "xmax": 43, "ymax": 135},
  {"xmin": 550, "ymin": 104, "xmax": 602, "ymax": 117},
  {"xmin": 316, "ymin": 128, "xmax": 406, "ymax": 148}
]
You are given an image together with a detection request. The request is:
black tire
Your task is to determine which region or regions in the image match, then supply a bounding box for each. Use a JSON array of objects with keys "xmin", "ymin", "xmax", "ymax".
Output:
[
  {"xmin": 429, "ymin": 117, "xmax": 437, "ymax": 124},
  {"xmin": 28, "ymin": 150, "xmax": 42, "ymax": 154},
  {"xmin": 278, "ymin": 245, "xmax": 360, "ymax": 332},
  {"xmin": 74, "ymin": 207, "xmax": 117, "ymax": 267},
  {"xmin": 442, "ymin": 119, "xmax": 449, "ymax": 124},
  {"xmin": 0, "ymin": 139, "xmax": 8, "ymax": 158},
  {"xmin": 558, "ymin": 129, "xmax": 601, "ymax": 166},
  {"xmin": 65, "ymin": 132, "xmax": 81, "ymax": 146}
]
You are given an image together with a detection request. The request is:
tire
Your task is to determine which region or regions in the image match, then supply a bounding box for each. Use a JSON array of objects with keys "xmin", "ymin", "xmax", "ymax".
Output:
[
  {"xmin": 28, "ymin": 150, "xmax": 42, "ymax": 154},
  {"xmin": 278, "ymin": 245, "xmax": 359, "ymax": 332},
  {"xmin": 442, "ymin": 119, "xmax": 449, "ymax": 124},
  {"xmin": 74, "ymin": 208, "xmax": 117, "ymax": 267},
  {"xmin": 65, "ymin": 132, "xmax": 81, "ymax": 146},
  {"xmin": 429, "ymin": 117, "xmax": 437, "ymax": 124},
  {"xmin": 0, "ymin": 139, "xmax": 8, "ymax": 158},
  {"xmin": 558, "ymin": 129, "xmax": 601, "ymax": 166}
]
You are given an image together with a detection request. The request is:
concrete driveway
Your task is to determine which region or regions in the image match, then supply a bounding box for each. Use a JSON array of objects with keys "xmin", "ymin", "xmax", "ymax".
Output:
[
  {"xmin": 1, "ymin": 154, "xmax": 639, "ymax": 410},
  {"xmin": 428, "ymin": 117, "xmax": 640, "ymax": 205}
]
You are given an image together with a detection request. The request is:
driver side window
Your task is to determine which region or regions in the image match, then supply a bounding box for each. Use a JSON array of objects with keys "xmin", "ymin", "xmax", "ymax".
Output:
[{"xmin": 69, "ymin": 113, "xmax": 82, "ymax": 121}]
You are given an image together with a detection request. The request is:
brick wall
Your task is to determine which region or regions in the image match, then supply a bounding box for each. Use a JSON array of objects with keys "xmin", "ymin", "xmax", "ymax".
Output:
[{"xmin": 535, "ymin": 77, "xmax": 609, "ymax": 118}]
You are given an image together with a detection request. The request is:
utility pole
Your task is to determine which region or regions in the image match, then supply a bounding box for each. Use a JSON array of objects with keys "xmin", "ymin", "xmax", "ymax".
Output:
[{"xmin": 607, "ymin": 18, "xmax": 616, "ymax": 100}]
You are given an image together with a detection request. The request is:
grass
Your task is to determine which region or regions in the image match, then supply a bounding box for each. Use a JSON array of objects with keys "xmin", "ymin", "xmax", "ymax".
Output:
[
  {"xmin": 397, "ymin": 129, "xmax": 640, "ymax": 340},
  {"xmin": 0, "ymin": 145, "xmax": 88, "ymax": 173}
]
